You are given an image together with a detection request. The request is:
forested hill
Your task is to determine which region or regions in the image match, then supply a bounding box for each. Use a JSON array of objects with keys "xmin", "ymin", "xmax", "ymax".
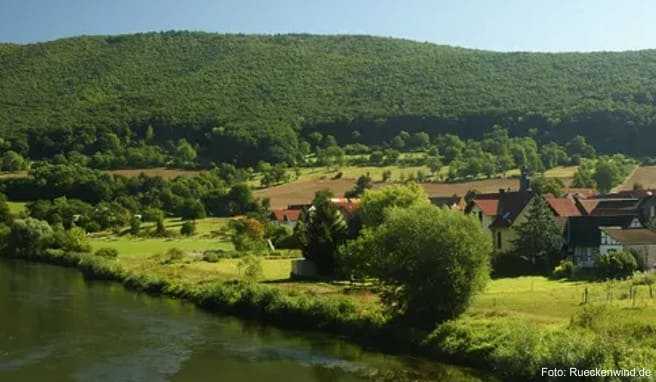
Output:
[{"xmin": 2, "ymin": 31, "xmax": 656, "ymax": 164}]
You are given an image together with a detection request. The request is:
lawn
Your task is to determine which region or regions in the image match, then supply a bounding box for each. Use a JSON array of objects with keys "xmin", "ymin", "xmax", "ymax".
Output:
[{"xmin": 469, "ymin": 275, "xmax": 656, "ymax": 325}]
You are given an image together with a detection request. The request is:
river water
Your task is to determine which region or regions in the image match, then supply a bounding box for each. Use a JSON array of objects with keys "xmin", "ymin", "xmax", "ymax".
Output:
[{"xmin": 0, "ymin": 259, "xmax": 494, "ymax": 381}]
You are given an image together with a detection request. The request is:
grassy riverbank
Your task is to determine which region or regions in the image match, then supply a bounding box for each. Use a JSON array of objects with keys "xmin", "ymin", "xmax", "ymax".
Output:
[{"xmin": 7, "ymin": 241, "xmax": 656, "ymax": 381}]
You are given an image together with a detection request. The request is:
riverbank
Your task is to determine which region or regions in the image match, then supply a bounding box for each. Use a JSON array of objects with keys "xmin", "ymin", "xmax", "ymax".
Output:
[{"xmin": 7, "ymin": 248, "xmax": 656, "ymax": 381}]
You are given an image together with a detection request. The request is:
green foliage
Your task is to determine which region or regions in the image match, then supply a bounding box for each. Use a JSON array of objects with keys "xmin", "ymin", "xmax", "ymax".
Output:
[
  {"xmin": 573, "ymin": 155, "xmax": 636, "ymax": 193},
  {"xmin": 7, "ymin": 218, "xmax": 54, "ymax": 258},
  {"xmin": 1, "ymin": 33, "xmax": 656, "ymax": 168},
  {"xmin": 129, "ymin": 215, "xmax": 141, "ymax": 235},
  {"xmin": 94, "ymin": 247, "xmax": 119, "ymax": 259},
  {"xmin": 237, "ymin": 254, "xmax": 264, "ymax": 282},
  {"xmin": 160, "ymin": 247, "xmax": 185, "ymax": 265},
  {"xmin": 1, "ymin": 151, "xmax": 28, "ymax": 171},
  {"xmin": 180, "ymin": 220, "xmax": 197, "ymax": 236},
  {"xmin": 344, "ymin": 205, "xmax": 491, "ymax": 328},
  {"xmin": 552, "ymin": 259, "xmax": 575, "ymax": 279},
  {"xmin": 358, "ymin": 183, "xmax": 428, "ymax": 227},
  {"xmin": 230, "ymin": 218, "xmax": 267, "ymax": 251},
  {"xmin": 294, "ymin": 191, "xmax": 348, "ymax": 275},
  {"xmin": 511, "ymin": 196, "xmax": 564, "ymax": 273},
  {"xmin": 596, "ymin": 251, "xmax": 638, "ymax": 279},
  {"xmin": 344, "ymin": 173, "xmax": 372, "ymax": 198},
  {"xmin": 530, "ymin": 175, "xmax": 564, "ymax": 196}
]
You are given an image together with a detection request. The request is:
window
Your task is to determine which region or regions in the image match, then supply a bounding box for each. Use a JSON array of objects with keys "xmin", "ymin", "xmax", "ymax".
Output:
[{"xmin": 496, "ymin": 232, "xmax": 502, "ymax": 249}]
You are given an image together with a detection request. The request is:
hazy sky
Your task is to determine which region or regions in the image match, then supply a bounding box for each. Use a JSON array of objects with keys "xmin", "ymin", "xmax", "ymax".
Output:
[{"xmin": 1, "ymin": 0, "xmax": 654, "ymax": 52}]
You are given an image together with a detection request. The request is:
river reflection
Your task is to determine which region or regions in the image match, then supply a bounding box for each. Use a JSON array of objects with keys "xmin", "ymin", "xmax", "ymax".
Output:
[{"xmin": 0, "ymin": 259, "xmax": 494, "ymax": 381}]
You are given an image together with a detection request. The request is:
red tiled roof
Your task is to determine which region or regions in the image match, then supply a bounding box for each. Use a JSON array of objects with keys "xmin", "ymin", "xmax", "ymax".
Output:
[
  {"xmin": 271, "ymin": 209, "xmax": 301, "ymax": 222},
  {"xmin": 473, "ymin": 199, "xmax": 499, "ymax": 216},
  {"xmin": 545, "ymin": 196, "xmax": 582, "ymax": 217}
]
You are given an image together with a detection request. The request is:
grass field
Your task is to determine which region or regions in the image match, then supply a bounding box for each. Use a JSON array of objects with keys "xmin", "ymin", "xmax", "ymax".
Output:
[
  {"xmin": 86, "ymin": 214, "xmax": 656, "ymax": 327},
  {"xmin": 469, "ymin": 276, "xmax": 656, "ymax": 325}
]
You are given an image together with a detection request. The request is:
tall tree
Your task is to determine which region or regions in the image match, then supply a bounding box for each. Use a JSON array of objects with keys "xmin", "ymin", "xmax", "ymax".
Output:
[
  {"xmin": 295, "ymin": 191, "xmax": 348, "ymax": 275},
  {"xmin": 511, "ymin": 196, "xmax": 563, "ymax": 272}
]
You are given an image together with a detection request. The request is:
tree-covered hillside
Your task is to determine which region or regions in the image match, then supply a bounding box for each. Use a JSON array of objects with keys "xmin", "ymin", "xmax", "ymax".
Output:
[{"xmin": 2, "ymin": 31, "xmax": 656, "ymax": 165}]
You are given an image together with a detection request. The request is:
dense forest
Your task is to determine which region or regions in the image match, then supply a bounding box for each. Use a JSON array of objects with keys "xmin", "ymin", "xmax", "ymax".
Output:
[{"xmin": 2, "ymin": 31, "xmax": 656, "ymax": 166}]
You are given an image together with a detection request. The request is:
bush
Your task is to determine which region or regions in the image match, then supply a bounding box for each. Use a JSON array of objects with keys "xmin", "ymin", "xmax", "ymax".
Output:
[
  {"xmin": 180, "ymin": 220, "xmax": 196, "ymax": 236},
  {"xmin": 552, "ymin": 259, "xmax": 575, "ymax": 279},
  {"xmin": 94, "ymin": 247, "xmax": 119, "ymax": 259},
  {"xmin": 203, "ymin": 252, "xmax": 221, "ymax": 263},
  {"xmin": 344, "ymin": 204, "xmax": 491, "ymax": 328},
  {"xmin": 160, "ymin": 247, "xmax": 185, "ymax": 264},
  {"xmin": 596, "ymin": 251, "xmax": 638, "ymax": 279},
  {"xmin": 237, "ymin": 254, "xmax": 264, "ymax": 282}
]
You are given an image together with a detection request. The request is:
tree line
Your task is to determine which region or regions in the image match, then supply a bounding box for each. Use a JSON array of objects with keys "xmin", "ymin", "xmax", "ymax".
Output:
[{"xmin": 3, "ymin": 32, "xmax": 656, "ymax": 168}]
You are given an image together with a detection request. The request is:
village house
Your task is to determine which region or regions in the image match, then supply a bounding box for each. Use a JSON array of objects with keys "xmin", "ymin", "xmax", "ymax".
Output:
[
  {"xmin": 565, "ymin": 215, "xmax": 643, "ymax": 267},
  {"xmin": 465, "ymin": 192, "xmax": 500, "ymax": 237},
  {"xmin": 271, "ymin": 208, "xmax": 302, "ymax": 227},
  {"xmin": 600, "ymin": 227, "xmax": 656, "ymax": 268}
]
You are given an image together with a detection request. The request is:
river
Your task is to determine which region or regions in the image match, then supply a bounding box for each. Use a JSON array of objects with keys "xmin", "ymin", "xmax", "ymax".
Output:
[{"xmin": 0, "ymin": 259, "xmax": 494, "ymax": 381}]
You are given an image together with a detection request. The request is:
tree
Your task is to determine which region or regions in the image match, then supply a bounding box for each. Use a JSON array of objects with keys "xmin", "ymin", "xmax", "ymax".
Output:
[
  {"xmin": 511, "ymin": 196, "xmax": 564, "ymax": 272},
  {"xmin": 129, "ymin": 215, "xmax": 141, "ymax": 235},
  {"xmin": 369, "ymin": 150, "xmax": 384, "ymax": 165},
  {"xmin": 8, "ymin": 218, "xmax": 54, "ymax": 258},
  {"xmin": 359, "ymin": 183, "xmax": 429, "ymax": 227},
  {"xmin": 344, "ymin": 173, "xmax": 373, "ymax": 198},
  {"xmin": 566, "ymin": 135, "xmax": 596, "ymax": 160},
  {"xmin": 230, "ymin": 218, "xmax": 267, "ymax": 251},
  {"xmin": 342, "ymin": 205, "xmax": 491, "ymax": 328},
  {"xmin": 594, "ymin": 160, "xmax": 621, "ymax": 194},
  {"xmin": 175, "ymin": 139, "xmax": 197, "ymax": 167},
  {"xmin": 294, "ymin": 191, "xmax": 348, "ymax": 275},
  {"xmin": 531, "ymin": 175, "xmax": 565, "ymax": 197},
  {"xmin": 406, "ymin": 132, "xmax": 430, "ymax": 150},
  {"xmin": 180, "ymin": 220, "xmax": 196, "ymax": 236},
  {"xmin": 391, "ymin": 135, "xmax": 406, "ymax": 150},
  {"xmin": 177, "ymin": 198, "xmax": 206, "ymax": 220},
  {"xmin": 541, "ymin": 142, "xmax": 570, "ymax": 169},
  {"xmin": 426, "ymin": 156, "xmax": 443, "ymax": 175},
  {"xmin": 1, "ymin": 151, "xmax": 28, "ymax": 171},
  {"xmin": 0, "ymin": 192, "xmax": 12, "ymax": 224}
]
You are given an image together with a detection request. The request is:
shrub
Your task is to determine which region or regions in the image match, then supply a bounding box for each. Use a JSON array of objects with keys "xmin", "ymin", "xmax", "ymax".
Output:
[
  {"xmin": 160, "ymin": 247, "xmax": 185, "ymax": 264},
  {"xmin": 94, "ymin": 247, "xmax": 119, "ymax": 259},
  {"xmin": 596, "ymin": 251, "xmax": 638, "ymax": 279},
  {"xmin": 203, "ymin": 252, "xmax": 221, "ymax": 263},
  {"xmin": 344, "ymin": 204, "xmax": 491, "ymax": 328},
  {"xmin": 180, "ymin": 220, "xmax": 196, "ymax": 236},
  {"xmin": 552, "ymin": 259, "xmax": 575, "ymax": 279},
  {"xmin": 237, "ymin": 255, "xmax": 263, "ymax": 282}
]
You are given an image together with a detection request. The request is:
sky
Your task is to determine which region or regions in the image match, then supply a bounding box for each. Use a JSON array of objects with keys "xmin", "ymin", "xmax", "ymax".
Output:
[{"xmin": 0, "ymin": 0, "xmax": 654, "ymax": 52}]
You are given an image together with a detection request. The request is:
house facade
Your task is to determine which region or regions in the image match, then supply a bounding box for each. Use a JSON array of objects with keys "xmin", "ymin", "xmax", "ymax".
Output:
[{"xmin": 600, "ymin": 227, "xmax": 656, "ymax": 268}]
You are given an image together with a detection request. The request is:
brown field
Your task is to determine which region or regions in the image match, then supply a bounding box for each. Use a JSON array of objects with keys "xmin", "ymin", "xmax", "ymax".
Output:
[
  {"xmin": 254, "ymin": 178, "xmax": 357, "ymax": 209},
  {"xmin": 257, "ymin": 177, "xmax": 528, "ymax": 209},
  {"xmin": 106, "ymin": 168, "xmax": 204, "ymax": 179},
  {"xmin": 256, "ymin": 167, "xmax": 581, "ymax": 209},
  {"xmin": 617, "ymin": 166, "xmax": 656, "ymax": 190}
]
